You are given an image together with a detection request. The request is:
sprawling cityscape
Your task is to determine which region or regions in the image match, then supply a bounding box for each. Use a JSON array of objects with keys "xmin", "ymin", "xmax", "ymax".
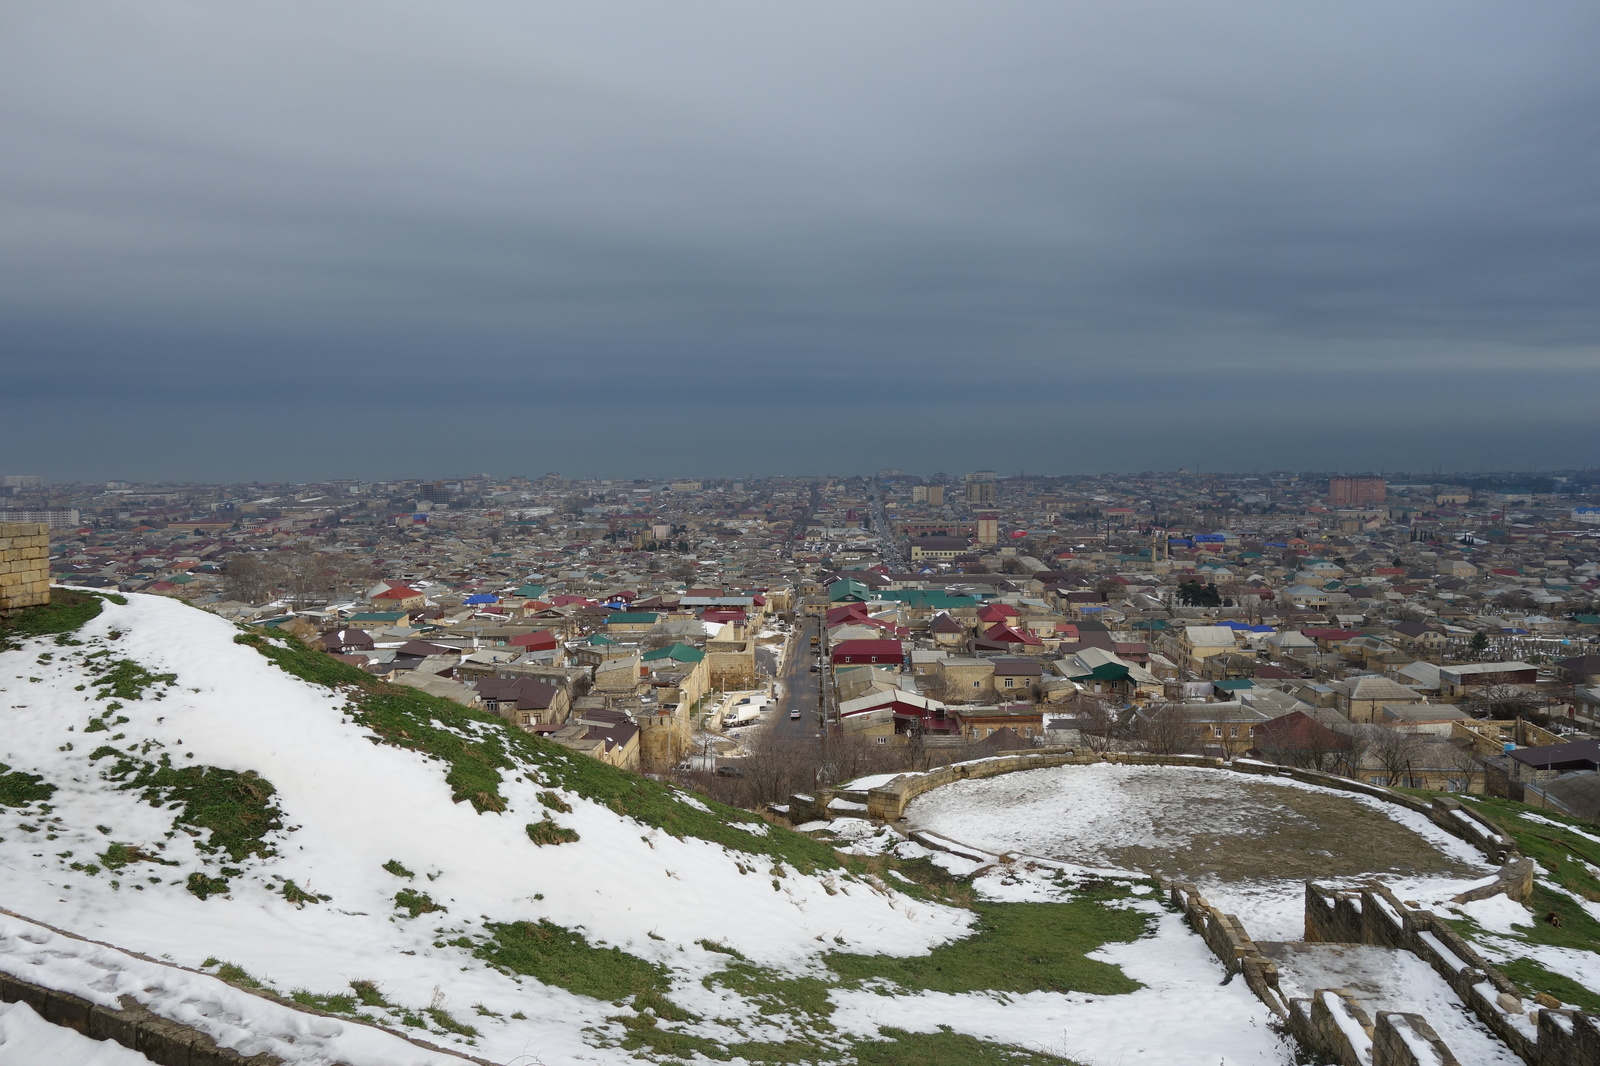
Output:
[
  {"xmin": 4, "ymin": 1, "xmax": 1599, "ymax": 1063},
  {"xmin": 6, "ymin": 467, "xmax": 1599, "ymax": 796}
]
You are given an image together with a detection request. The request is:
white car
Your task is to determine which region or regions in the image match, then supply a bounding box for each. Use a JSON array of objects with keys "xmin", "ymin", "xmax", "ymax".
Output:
[{"xmin": 789, "ymin": 709, "xmax": 801, "ymax": 720}]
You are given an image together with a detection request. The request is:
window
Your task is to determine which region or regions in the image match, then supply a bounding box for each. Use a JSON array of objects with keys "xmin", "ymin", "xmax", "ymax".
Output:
[
  {"xmin": 1447, "ymin": 778, "xmax": 1467, "ymax": 792},
  {"xmin": 1213, "ymin": 726, "xmax": 1224, "ymax": 738},
  {"xmin": 1004, "ymin": 678, "xmax": 1014, "ymax": 687},
  {"xmin": 1370, "ymin": 775, "xmax": 1389, "ymax": 786},
  {"xmin": 876, "ymin": 736, "xmax": 888, "ymax": 744},
  {"xmin": 973, "ymin": 681, "xmax": 981, "ymax": 688},
  {"xmin": 1229, "ymin": 727, "xmax": 1239, "ymax": 738}
]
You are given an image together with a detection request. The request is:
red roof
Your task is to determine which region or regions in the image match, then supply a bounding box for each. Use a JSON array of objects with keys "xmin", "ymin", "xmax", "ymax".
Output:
[
  {"xmin": 508, "ymin": 631, "xmax": 559, "ymax": 650},
  {"xmin": 830, "ymin": 639, "xmax": 904, "ymax": 663},
  {"xmin": 374, "ymin": 585, "xmax": 421, "ymax": 600}
]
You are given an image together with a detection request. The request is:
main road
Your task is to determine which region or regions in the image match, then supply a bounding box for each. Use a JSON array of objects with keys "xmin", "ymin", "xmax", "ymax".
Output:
[{"xmin": 769, "ymin": 614, "xmax": 824, "ymax": 743}]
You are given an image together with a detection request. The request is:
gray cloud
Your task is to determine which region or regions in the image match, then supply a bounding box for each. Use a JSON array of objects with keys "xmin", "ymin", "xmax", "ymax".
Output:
[{"xmin": 2, "ymin": 0, "xmax": 1597, "ymax": 479}]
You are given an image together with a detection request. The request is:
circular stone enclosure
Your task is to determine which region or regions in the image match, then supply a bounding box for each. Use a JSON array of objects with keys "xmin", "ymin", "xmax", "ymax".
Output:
[{"xmin": 904, "ymin": 762, "xmax": 1490, "ymax": 886}]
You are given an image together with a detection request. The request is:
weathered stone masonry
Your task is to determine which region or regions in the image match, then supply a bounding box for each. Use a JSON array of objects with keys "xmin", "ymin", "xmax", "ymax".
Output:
[{"xmin": 0, "ymin": 521, "xmax": 50, "ymax": 616}]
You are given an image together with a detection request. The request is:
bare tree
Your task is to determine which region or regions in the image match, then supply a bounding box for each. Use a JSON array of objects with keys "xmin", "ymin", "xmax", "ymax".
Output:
[
  {"xmin": 1364, "ymin": 726, "xmax": 1425, "ymax": 788},
  {"xmin": 1073, "ymin": 693, "xmax": 1124, "ymax": 753},
  {"xmin": 1137, "ymin": 700, "xmax": 1200, "ymax": 755},
  {"xmin": 223, "ymin": 553, "xmax": 278, "ymax": 604},
  {"xmin": 1436, "ymin": 742, "xmax": 1486, "ymax": 793}
]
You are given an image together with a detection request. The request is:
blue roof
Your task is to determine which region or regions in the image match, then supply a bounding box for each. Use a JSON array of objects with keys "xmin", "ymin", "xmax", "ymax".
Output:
[{"xmin": 464, "ymin": 594, "xmax": 499, "ymax": 605}]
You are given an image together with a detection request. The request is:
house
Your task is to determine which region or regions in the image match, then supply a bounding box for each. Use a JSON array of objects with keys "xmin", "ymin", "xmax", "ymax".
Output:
[
  {"xmin": 1175, "ymin": 626, "xmax": 1241, "ymax": 674},
  {"xmin": 1555, "ymin": 654, "xmax": 1600, "ymax": 687},
  {"xmin": 830, "ymin": 639, "xmax": 904, "ymax": 666},
  {"xmin": 1250, "ymin": 711, "xmax": 1352, "ymax": 768},
  {"xmin": 316, "ymin": 628, "xmax": 374, "ymax": 654},
  {"xmin": 838, "ymin": 689, "xmax": 959, "ymax": 740},
  {"xmin": 550, "ymin": 708, "xmax": 640, "ymax": 771},
  {"xmin": 933, "ymin": 657, "xmax": 996, "ymax": 701},
  {"xmin": 604, "ymin": 611, "xmax": 659, "ymax": 635},
  {"xmin": 477, "ymin": 677, "xmax": 571, "ymax": 728},
  {"xmin": 1053, "ymin": 647, "xmax": 1162, "ymax": 700},
  {"xmin": 954, "ymin": 703, "xmax": 1046, "ymax": 743},
  {"xmin": 991, "ymin": 658, "xmax": 1043, "ymax": 698},
  {"xmin": 371, "ymin": 585, "xmax": 426, "ymax": 611},
  {"xmin": 1438, "ymin": 661, "xmax": 1539, "ymax": 700},
  {"xmin": 1330, "ymin": 675, "xmax": 1425, "ymax": 723}
]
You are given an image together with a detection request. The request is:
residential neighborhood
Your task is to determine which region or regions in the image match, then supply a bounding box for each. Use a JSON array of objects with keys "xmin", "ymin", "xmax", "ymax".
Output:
[{"xmin": 7, "ymin": 466, "xmax": 1600, "ymax": 819}]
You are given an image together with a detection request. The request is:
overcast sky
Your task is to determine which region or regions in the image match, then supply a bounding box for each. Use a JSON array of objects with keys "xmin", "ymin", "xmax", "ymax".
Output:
[{"xmin": 2, "ymin": 1, "xmax": 1597, "ymax": 482}]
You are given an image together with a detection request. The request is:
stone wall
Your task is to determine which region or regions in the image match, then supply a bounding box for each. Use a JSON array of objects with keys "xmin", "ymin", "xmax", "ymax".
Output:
[
  {"xmin": 1305, "ymin": 880, "xmax": 1600, "ymax": 1066},
  {"xmin": 0, "ymin": 521, "xmax": 49, "ymax": 616}
]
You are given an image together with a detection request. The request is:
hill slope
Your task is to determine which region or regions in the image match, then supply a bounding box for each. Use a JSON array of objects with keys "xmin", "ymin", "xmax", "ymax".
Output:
[{"xmin": 0, "ymin": 592, "xmax": 1288, "ymax": 1064}]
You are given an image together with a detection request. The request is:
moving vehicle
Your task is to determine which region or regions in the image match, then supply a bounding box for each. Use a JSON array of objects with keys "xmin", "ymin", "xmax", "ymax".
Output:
[
  {"xmin": 789, "ymin": 709, "xmax": 801, "ymax": 720},
  {"xmin": 809, "ymin": 635, "xmax": 819, "ymax": 647}
]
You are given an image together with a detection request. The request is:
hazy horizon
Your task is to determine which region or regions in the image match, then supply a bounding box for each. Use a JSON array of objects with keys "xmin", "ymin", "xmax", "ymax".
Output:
[{"xmin": 4, "ymin": 2, "xmax": 1598, "ymax": 482}]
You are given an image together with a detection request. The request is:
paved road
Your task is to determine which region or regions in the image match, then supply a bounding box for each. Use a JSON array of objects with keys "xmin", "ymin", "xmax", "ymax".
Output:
[{"xmin": 770, "ymin": 615, "xmax": 824, "ymax": 743}]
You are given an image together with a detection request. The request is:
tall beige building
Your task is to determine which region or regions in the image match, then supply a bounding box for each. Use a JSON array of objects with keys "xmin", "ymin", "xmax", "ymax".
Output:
[{"xmin": 1329, "ymin": 476, "xmax": 1385, "ymax": 507}]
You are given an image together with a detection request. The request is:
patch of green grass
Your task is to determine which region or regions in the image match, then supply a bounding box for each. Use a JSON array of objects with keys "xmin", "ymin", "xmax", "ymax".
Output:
[
  {"xmin": 394, "ymin": 888, "xmax": 445, "ymax": 917},
  {"xmin": 282, "ymin": 879, "xmax": 330, "ymax": 905},
  {"xmin": 0, "ymin": 763, "xmax": 56, "ymax": 807},
  {"xmin": 98, "ymin": 842, "xmax": 176, "ymax": 870},
  {"xmin": 203, "ymin": 960, "xmax": 262, "ymax": 988},
  {"xmin": 291, "ymin": 989, "xmax": 358, "ymax": 1014},
  {"xmin": 86, "ymin": 658, "xmax": 177, "ymax": 701},
  {"xmin": 826, "ymin": 892, "xmax": 1147, "ymax": 997},
  {"xmin": 382, "ymin": 859, "xmax": 415, "ymax": 878},
  {"xmin": 424, "ymin": 1007, "xmax": 480, "ymax": 1038},
  {"xmin": 525, "ymin": 817, "xmax": 580, "ymax": 845},
  {"xmin": 704, "ymin": 961, "xmax": 835, "ymax": 1022},
  {"xmin": 0, "ymin": 589, "xmax": 102, "ymax": 648},
  {"xmin": 853, "ymin": 1027, "xmax": 1081, "ymax": 1066},
  {"xmin": 1498, "ymin": 957, "xmax": 1600, "ymax": 1012},
  {"xmin": 537, "ymin": 789, "xmax": 572, "ymax": 813},
  {"xmin": 97, "ymin": 752, "xmax": 282, "ymax": 862},
  {"xmin": 475, "ymin": 919, "xmax": 669, "ymax": 1003},
  {"xmin": 187, "ymin": 871, "xmax": 231, "ymax": 899},
  {"xmin": 349, "ymin": 980, "xmax": 391, "ymax": 1007},
  {"xmin": 613, "ymin": 1013, "xmax": 728, "ymax": 1061}
]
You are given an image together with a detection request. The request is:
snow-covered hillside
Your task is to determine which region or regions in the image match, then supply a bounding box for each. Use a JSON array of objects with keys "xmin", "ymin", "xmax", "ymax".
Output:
[
  {"xmin": 0, "ymin": 591, "xmax": 1295, "ymax": 1065},
  {"xmin": 0, "ymin": 592, "xmax": 973, "ymax": 1063}
]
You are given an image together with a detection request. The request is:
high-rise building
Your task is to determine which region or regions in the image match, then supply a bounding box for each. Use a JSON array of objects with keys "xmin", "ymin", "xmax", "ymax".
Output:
[
  {"xmin": 976, "ymin": 514, "xmax": 999, "ymax": 547},
  {"xmin": 1329, "ymin": 476, "xmax": 1385, "ymax": 508},
  {"xmin": 965, "ymin": 473, "xmax": 996, "ymax": 506},
  {"xmin": 0, "ymin": 476, "xmax": 43, "ymax": 490}
]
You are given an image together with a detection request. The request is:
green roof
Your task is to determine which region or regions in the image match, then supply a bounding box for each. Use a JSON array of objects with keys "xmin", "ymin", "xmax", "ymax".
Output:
[
  {"xmin": 515, "ymin": 584, "xmax": 547, "ymax": 598},
  {"xmin": 1213, "ymin": 680, "xmax": 1255, "ymax": 691},
  {"xmin": 641, "ymin": 643, "xmax": 704, "ymax": 664},
  {"xmin": 606, "ymin": 612, "xmax": 659, "ymax": 625},
  {"xmin": 881, "ymin": 590, "xmax": 977, "ymax": 610},
  {"xmin": 1130, "ymin": 619, "xmax": 1169, "ymax": 631},
  {"xmin": 585, "ymin": 633, "xmax": 618, "ymax": 645},
  {"xmin": 348, "ymin": 611, "xmax": 405, "ymax": 623},
  {"xmin": 829, "ymin": 579, "xmax": 872, "ymax": 602}
]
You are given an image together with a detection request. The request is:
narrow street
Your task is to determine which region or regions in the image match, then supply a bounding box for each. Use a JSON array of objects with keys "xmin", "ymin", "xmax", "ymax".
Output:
[{"xmin": 770, "ymin": 614, "xmax": 823, "ymax": 743}]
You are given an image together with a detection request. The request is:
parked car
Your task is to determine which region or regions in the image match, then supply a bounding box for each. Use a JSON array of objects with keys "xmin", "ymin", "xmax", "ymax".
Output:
[{"xmin": 715, "ymin": 765, "xmax": 744, "ymax": 778}]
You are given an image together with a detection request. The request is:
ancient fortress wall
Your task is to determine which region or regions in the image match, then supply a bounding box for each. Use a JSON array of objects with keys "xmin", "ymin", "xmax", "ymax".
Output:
[{"xmin": 0, "ymin": 521, "xmax": 50, "ymax": 616}]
